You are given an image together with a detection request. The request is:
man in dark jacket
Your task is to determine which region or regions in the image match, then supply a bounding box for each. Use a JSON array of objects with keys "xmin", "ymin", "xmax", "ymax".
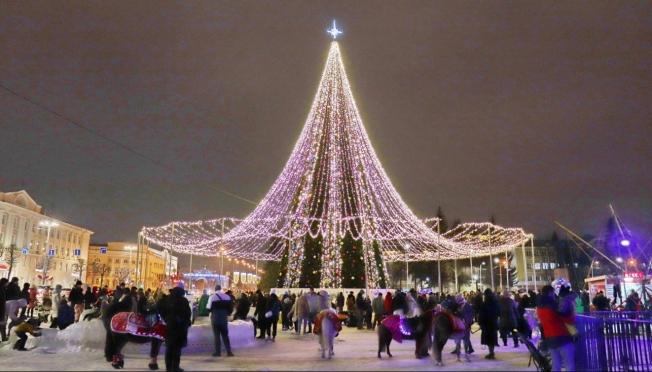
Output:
[
  {"xmin": 265, "ymin": 290, "xmax": 280, "ymax": 341},
  {"xmin": 498, "ymin": 290, "xmax": 519, "ymax": 347},
  {"xmin": 592, "ymin": 291, "xmax": 610, "ymax": 311},
  {"xmin": 68, "ymin": 281, "xmax": 84, "ymax": 323},
  {"xmin": 207, "ymin": 285, "xmax": 234, "ymax": 357},
  {"xmin": 479, "ymin": 288, "xmax": 501, "ymax": 359},
  {"xmin": 5, "ymin": 277, "xmax": 21, "ymax": 301},
  {"xmin": 160, "ymin": 284, "xmax": 191, "ymax": 372},
  {"xmin": 336, "ymin": 292, "xmax": 345, "ymax": 313},
  {"xmin": 253, "ymin": 290, "xmax": 267, "ymax": 339},
  {"xmin": 355, "ymin": 290, "xmax": 366, "ymax": 329},
  {"xmin": 473, "ymin": 291, "xmax": 484, "ymax": 323}
]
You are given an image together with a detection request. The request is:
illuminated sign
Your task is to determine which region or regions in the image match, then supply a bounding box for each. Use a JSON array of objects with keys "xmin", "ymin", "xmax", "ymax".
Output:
[{"xmin": 624, "ymin": 271, "xmax": 644, "ymax": 279}]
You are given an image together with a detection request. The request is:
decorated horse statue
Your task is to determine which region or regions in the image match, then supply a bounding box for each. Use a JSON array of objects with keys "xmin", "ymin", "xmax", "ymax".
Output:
[
  {"xmin": 109, "ymin": 312, "xmax": 166, "ymax": 370},
  {"xmin": 431, "ymin": 308, "xmax": 469, "ymax": 366},
  {"xmin": 313, "ymin": 308, "xmax": 341, "ymax": 359}
]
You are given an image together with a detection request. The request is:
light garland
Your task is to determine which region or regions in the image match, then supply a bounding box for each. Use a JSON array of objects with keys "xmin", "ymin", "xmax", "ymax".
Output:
[{"xmin": 141, "ymin": 41, "xmax": 531, "ymax": 287}]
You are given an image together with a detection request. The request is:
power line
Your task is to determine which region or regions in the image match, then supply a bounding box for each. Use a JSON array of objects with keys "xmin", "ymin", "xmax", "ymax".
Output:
[{"xmin": 0, "ymin": 82, "xmax": 258, "ymax": 206}]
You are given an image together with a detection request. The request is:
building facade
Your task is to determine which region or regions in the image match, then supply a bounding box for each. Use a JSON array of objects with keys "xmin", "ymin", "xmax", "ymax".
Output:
[
  {"xmin": 87, "ymin": 242, "xmax": 177, "ymax": 290},
  {"xmin": 0, "ymin": 190, "xmax": 93, "ymax": 288}
]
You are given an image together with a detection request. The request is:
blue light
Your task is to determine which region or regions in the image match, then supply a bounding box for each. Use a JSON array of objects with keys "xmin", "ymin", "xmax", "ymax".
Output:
[{"xmin": 620, "ymin": 239, "xmax": 631, "ymax": 247}]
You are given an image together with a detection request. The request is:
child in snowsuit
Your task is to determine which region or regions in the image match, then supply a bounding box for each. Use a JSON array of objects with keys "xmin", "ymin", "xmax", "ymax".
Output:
[{"xmin": 13, "ymin": 318, "xmax": 41, "ymax": 351}]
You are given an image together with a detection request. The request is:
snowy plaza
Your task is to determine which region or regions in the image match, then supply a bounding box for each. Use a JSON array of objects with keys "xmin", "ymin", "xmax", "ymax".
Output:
[{"xmin": 1, "ymin": 316, "xmax": 533, "ymax": 371}]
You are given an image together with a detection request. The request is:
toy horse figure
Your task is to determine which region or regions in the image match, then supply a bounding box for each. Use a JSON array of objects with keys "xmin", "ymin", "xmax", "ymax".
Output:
[
  {"xmin": 106, "ymin": 312, "xmax": 166, "ymax": 370},
  {"xmin": 431, "ymin": 310, "xmax": 469, "ymax": 366},
  {"xmin": 377, "ymin": 312, "xmax": 432, "ymax": 359},
  {"xmin": 313, "ymin": 309, "xmax": 341, "ymax": 359}
]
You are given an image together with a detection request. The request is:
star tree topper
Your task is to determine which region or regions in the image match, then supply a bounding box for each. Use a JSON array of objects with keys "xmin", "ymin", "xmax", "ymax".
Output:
[{"xmin": 327, "ymin": 20, "xmax": 342, "ymax": 39}]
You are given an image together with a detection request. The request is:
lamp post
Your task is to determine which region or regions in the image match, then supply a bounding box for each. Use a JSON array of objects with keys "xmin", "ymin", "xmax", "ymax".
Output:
[
  {"xmin": 479, "ymin": 262, "xmax": 485, "ymax": 291},
  {"xmin": 39, "ymin": 220, "xmax": 59, "ymax": 285},
  {"xmin": 125, "ymin": 245, "xmax": 137, "ymax": 285},
  {"xmin": 220, "ymin": 246, "xmax": 225, "ymax": 287},
  {"xmin": 494, "ymin": 257, "xmax": 501, "ymax": 291},
  {"xmin": 405, "ymin": 243, "xmax": 411, "ymax": 289}
]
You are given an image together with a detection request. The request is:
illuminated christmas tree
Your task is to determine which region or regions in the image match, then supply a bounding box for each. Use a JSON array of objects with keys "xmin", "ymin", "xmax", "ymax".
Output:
[{"xmin": 141, "ymin": 24, "xmax": 533, "ymax": 290}]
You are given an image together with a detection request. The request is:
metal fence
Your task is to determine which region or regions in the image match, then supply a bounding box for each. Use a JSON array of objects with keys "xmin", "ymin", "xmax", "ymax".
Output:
[{"xmin": 575, "ymin": 313, "xmax": 652, "ymax": 371}]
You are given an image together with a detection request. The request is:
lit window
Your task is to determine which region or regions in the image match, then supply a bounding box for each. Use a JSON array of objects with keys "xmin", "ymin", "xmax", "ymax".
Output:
[
  {"xmin": 534, "ymin": 263, "xmax": 541, "ymax": 270},
  {"xmin": 550, "ymin": 263, "xmax": 556, "ymax": 269},
  {"xmin": 542, "ymin": 263, "xmax": 549, "ymax": 270},
  {"xmin": 574, "ymin": 263, "xmax": 578, "ymax": 268}
]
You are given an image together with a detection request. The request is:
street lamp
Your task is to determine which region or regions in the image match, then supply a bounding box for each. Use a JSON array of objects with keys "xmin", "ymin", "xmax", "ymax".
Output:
[
  {"xmin": 479, "ymin": 262, "xmax": 486, "ymax": 291},
  {"xmin": 494, "ymin": 257, "xmax": 501, "ymax": 291},
  {"xmin": 473, "ymin": 274, "xmax": 478, "ymax": 290},
  {"xmin": 219, "ymin": 246, "xmax": 225, "ymax": 287}
]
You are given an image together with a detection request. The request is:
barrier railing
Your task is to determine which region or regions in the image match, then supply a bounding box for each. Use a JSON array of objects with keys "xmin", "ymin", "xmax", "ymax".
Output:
[{"xmin": 575, "ymin": 314, "xmax": 652, "ymax": 372}]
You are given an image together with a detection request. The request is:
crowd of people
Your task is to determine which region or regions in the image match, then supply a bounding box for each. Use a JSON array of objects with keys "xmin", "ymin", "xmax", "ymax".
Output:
[{"xmin": 1, "ymin": 275, "xmax": 644, "ymax": 372}]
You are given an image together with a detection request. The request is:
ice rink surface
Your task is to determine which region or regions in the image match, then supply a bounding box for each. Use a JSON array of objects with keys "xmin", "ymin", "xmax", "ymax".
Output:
[{"xmin": 1, "ymin": 316, "xmax": 534, "ymax": 371}]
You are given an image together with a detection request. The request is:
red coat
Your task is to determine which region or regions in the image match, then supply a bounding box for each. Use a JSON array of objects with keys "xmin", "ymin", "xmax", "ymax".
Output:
[
  {"xmin": 384, "ymin": 293, "xmax": 393, "ymax": 314},
  {"xmin": 536, "ymin": 306, "xmax": 574, "ymax": 338}
]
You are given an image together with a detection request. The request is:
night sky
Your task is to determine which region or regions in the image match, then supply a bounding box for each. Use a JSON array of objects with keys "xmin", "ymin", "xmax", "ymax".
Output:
[{"xmin": 1, "ymin": 2, "xmax": 651, "ymax": 264}]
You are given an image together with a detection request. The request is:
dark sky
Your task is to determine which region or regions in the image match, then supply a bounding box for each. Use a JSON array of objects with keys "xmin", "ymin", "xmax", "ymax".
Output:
[{"xmin": 1, "ymin": 1, "xmax": 651, "ymax": 258}]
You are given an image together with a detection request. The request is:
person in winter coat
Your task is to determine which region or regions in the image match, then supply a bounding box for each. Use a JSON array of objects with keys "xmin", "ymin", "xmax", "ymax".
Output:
[
  {"xmin": 5, "ymin": 298, "xmax": 28, "ymax": 333},
  {"xmin": 160, "ymin": 283, "xmax": 192, "ymax": 372},
  {"xmin": 392, "ymin": 291, "xmax": 407, "ymax": 315},
  {"xmin": 13, "ymin": 318, "xmax": 41, "ymax": 351},
  {"xmin": 537, "ymin": 284, "xmax": 575, "ymax": 372},
  {"xmin": 234, "ymin": 292, "xmax": 252, "ymax": 321},
  {"xmin": 281, "ymin": 294, "xmax": 293, "ymax": 330},
  {"xmin": 346, "ymin": 293, "xmax": 355, "ymax": 314},
  {"xmin": 336, "ymin": 292, "xmax": 345, "ymax": 313},
  {"xmin": 364, "ymin": 297, "xmax": 373, "ymax": 330},
  {"xmin": 198, "ymin": 290, "xmax": 210, "ymax": 317},
  {"xmin": 5, "ymin": 277, "xmax": 21, "ymax": 302},
  {"xmin": 27, "ymin": 285, "xmax": 37, "ymax": 317},
  {"xmin": 68, "ymin": 281, "xmax": 84, "ymax": 323},
  {"xmin": 57, "ymin": 299, "xmax": 75, "ymax": 330},
  {"xmin": 479, "ymin": 288, "xmax": 501, "ymax": 359},
  {"xmin": 295, "ymin": 293, "xmax": 310, "ymax": 335},
  {"xmin": 452, "ymin": 293, "xmax": 475, "ymax": 354},
  {"xmin": 20, "ymin": 283, "xmax": 31, "ymax": 318},
  {"xmin": 84, "ymin": 286, "xmax": 96, "ymax": 310},
  {"xmin": 355, "ymin": 290, "xmax": 366, "ymax": 329},
  {"xmin": 473, "ymin": 291, "xmax": 484, "ymax": 323},
  {"xmin": 498, "ymin": 290, "xmax": 519, "ymax": 348},
  {"xmin": 371, "ymin": 293, "xmax": 385, "ymax": 330},
  {"xmin": 49, "ymin": 285, "xmax": 62, "ymax": 328},
  {"xmin": 592, "ymin": 291, "xmax": 610, "ymax": 311},
  {"xmin": 384, "ymin": 292, "xmax": 393, "ymax": 314},
  {"xmin": 625, "ymin": 290, "xmax": 640, "ymax": 312},
  {"xmin": 0, "ymin": 278, "xmax": 8, "ymax": 341},
  {"xmin": 516, "ymin": 295, "xmax": 532, "ymax": 339},
  {"xmin": 265, "ymin": 291, "xmax": 280, "ymax": 341},
  {"xmin": 253, "ymin": 290, "xmax": 267, "ymax": 339},
  {"xmin": 206, "ymin": 285, "xmax": 234, "ymax": 357}
]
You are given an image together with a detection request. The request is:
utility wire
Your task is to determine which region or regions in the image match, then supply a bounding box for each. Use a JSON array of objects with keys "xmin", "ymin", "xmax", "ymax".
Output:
[{"xmin": 0, "ymin": 82, "xmax": 259, "ymax": 206}]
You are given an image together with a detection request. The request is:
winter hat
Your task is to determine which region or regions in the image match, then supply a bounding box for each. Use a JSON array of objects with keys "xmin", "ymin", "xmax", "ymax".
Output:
[
  {"xmin": 484, "ymin": 288, "xmax": 493, "ymax": 296},
  {"xmin": 559, "ymin": 285, "xmax": 570, "ymax": 297},
  {"xmin": 75, "ymin": 280, "xmax": 82, "ymax": 286},
  {"xmin": 175, "ymin": 282, "xmax": 185, "ymax": 290},
  {"xmin": 455, "ymin": 293, "xmax": 466, "ymax": 304}
]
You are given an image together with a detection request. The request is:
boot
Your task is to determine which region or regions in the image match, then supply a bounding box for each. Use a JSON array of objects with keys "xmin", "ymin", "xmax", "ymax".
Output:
[
  {"xmin": 227, "ymin": 350, "xmax": 234, "ymax": 357},
  {"xmin": 1, "ymin": 328, "xmax": 7, "ymax": 342}
]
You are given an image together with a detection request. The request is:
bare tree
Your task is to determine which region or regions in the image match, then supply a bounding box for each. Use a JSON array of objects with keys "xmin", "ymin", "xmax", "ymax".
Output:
[
  {"xmin": 89, "ymin": 259, "xmax": 111, "ymax": 287},
  {"xmin": 1, "ymin": 244, "xmax": 22, "ymax": 279},
  {"xmin": 36, "ymin": 255, "xmax": 54, "ymax": 285},
  {"xmin": 113, "ymin": 267, "xmax": 131, "ymax": 284},
  {"xmin": 72, "ymin": 258, "xmax": 87, "ymax": 283}
]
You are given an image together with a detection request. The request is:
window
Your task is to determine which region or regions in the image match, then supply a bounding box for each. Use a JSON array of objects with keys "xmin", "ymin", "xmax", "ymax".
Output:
[
  {"xmin": 534, "ymin": 263, "xmax": 541, "ymax": 270},
  {"xmin": 534, "ymin": 251, "xmax": 540, "ymax": 256},
  {"xmin": 542, "ymin": 263, "xmax": 549, "ymax": 270},
  {"xmin": 1, "ymin": 214, "xmax": 5, "ymax": 225},
  {"xmin": 68, "ymin": 233, "xmax": 71, "ymax": 242},
  {"xmin": 550, "ymin": 263, "xmax": 556, "ymax": 269},
  {"xmin": 11, "ymin": 234, "xmax": 16, "ymax": 244},
  {"xmin": 526, "ymin": 263, "xmax": 532, "ymax": 269},
  {"xmin": 14, "ymin": 217, "xmax": 18, "ymax": 228},
  {"xmin": 123, "ymin": 259, "xmax": 128, "ymax": 264},
  {"xmin": 25, "ymin": 221, "xmax": 29, "ymax": 230},
  {"xmin": 57, "ymin": 231, "xmax": 60, "ymax": 240},
  {"xmin": 574, "ymin": 263, "xmax": 578, "ymax": 268},
  {"xmin": 115, "ymin": 259, "xmax": 120, "ymax": 263},
  {"xmin": 527, "ymin": 276, "xmax": 533, "ymax": 282},
  {"xmin": 526, "ymin": 251, "xmax": 531, "ymax": 257}
]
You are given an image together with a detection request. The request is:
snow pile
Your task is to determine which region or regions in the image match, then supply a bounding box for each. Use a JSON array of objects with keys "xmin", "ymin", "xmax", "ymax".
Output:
[{"xmin": 3, "ymin": 318, "xmax": 254, "ymax": 353}]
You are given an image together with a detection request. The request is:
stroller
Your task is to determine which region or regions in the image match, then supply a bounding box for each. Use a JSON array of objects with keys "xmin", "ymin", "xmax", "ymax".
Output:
[{"xmin": 518, "ymin": 332, "xmax": 552, "ymax": 372}]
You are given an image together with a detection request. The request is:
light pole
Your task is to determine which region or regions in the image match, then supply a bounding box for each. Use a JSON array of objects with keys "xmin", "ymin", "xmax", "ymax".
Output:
[
  {"xmin": 220, "ymin": 246, "xmax": 225, "ymax": 287},
  {"xmin": 405, "ymin": 243, "xmax": 411, "ymax": 289},
  {"xmin": 39, "ymin": 220, "xmax": 59, "ymax": 285},
  {"xmin": 125, "ymin": 245, "xmax": 137, "ymax": 285},
  {"xmin": 473, "ymin": 274, "xmax": 478, "ymax": 291},
  {"xmin": 494, "ymin": 257, "xmax": 501, "ymax": 291},
  {"xmin": 479, "ymin": 262, "xmax": 485, "ymax": 291}
]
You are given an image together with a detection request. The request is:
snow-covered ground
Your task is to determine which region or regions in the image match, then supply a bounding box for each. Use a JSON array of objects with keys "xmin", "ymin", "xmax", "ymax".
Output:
[{"xmin": 0, "ymin": 317, "xmax": 535, "ymax": 371}]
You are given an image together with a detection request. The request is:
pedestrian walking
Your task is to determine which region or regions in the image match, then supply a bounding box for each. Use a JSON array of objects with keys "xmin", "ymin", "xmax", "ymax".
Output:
[
  {"xmin": 160, "ymin": 283, "xmax": 191, "ymax": 372},
  {"xmin": 207, "ymin": 285, "xmax": 234, "ymax": 357},
  {"xmin": 479, "ymin": 288, "xmax": 501, "ymax": 359}
]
